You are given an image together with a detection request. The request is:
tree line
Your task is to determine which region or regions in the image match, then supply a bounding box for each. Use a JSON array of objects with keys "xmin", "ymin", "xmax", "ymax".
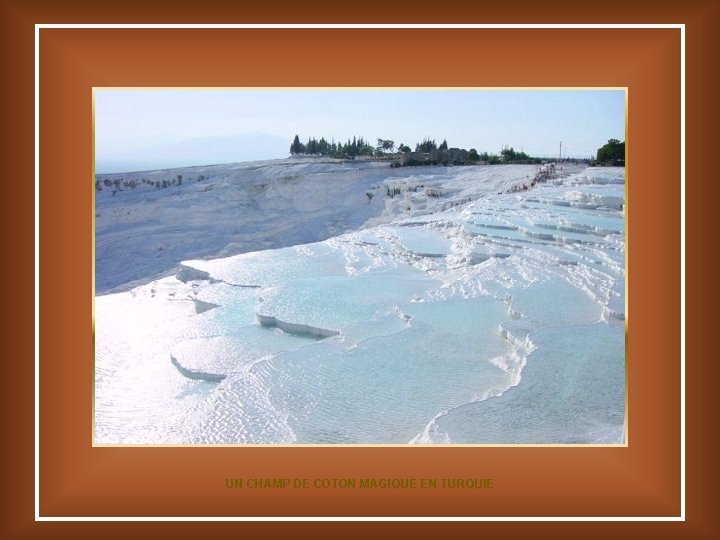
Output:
[
  {"xmin": 290, "ymin": 135, "xmax": 376, "ymax": 158},
  {"xmin": 290, "ymin": 134, "xmax": 544, "ymax": 167}
]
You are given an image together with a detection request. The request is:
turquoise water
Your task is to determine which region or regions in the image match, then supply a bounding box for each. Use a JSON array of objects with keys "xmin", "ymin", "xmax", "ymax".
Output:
[
  {"xmin": 95, "ymin": 167, "xmax": 625, "ymax": 444},
  {"xmin": 423, "ymin": 323, "xmax": 625, "ymax": 444}
]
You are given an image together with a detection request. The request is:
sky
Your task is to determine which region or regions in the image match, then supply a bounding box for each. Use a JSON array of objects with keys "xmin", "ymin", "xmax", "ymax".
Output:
[{"xmin": 95, "ymin": 89, "xmax": 625, "ymax": 173}]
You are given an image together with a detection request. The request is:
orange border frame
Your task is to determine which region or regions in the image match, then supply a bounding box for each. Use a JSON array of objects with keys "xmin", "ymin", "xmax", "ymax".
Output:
[
  {"xmin": 43, "ymin": 25, "xmax": 681, "ymax": 517},
  {"xmin": 3, "ymin": 0, "xmax": 716, "ymax": 535}
]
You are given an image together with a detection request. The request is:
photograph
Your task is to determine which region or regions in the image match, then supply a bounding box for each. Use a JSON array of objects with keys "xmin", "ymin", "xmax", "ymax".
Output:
[
  {"xmin": 14, "ymin": 10, "xmax": 694, "ymax": 525},
  {"xmin": 93, "ymin": 88, "xmax": 626, "ymax": 445}
]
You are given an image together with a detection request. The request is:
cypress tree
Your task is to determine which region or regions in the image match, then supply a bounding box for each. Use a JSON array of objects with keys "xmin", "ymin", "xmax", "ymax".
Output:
[{"xmin": 290, "ymin": 134, "xmax": 303, "ymax": 155}]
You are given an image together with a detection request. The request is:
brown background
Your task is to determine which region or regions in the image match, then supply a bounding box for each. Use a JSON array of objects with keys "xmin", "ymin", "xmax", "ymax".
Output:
[{"xmin": 2, "ymin": 0, "xmax": 716, "ymax": 537}]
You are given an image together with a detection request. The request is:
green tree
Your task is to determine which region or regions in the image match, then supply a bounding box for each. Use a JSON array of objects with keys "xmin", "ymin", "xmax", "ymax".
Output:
[
  {"xmin": 501, "ymin": 146, "xmax": 517, "ymax": 162},
  {"xmin": 306, "ymin": 137, "xmax": 318, "ymax": 154},
  {"xmin": 290, "ymin": 134, "xmax": 305, "ymax": 155},
  {"xmin": 468, "ymin": 148, "xmax": 479, "ymax": 162},
  {"xmin": 416, "ymin": 138, "xmax": 437, "ymax": 153},
  {"xmin": 596, "ymin": 139, "xmax": 625, "ymax": 165},
  {"xmin": 376, "ymin": 139, "xmax": 395, "ymax": 154}
]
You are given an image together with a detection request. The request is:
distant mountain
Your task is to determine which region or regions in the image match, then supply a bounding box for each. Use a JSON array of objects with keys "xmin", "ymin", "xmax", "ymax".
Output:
[{"xmin": 96, "ymin": 133, "xmax": 289, "ymax": 173}]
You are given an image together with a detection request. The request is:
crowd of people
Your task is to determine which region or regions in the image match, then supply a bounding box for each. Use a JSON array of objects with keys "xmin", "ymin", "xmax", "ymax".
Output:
[{"xmin": 502, "ymin": 163, "xmax": 558, "ymax": 194}]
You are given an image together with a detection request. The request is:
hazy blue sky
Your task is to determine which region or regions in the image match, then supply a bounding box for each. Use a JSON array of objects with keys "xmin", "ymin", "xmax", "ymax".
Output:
[{"xmin": 95, "ymin": 89, "xmax": 625, "ymax": 173}]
